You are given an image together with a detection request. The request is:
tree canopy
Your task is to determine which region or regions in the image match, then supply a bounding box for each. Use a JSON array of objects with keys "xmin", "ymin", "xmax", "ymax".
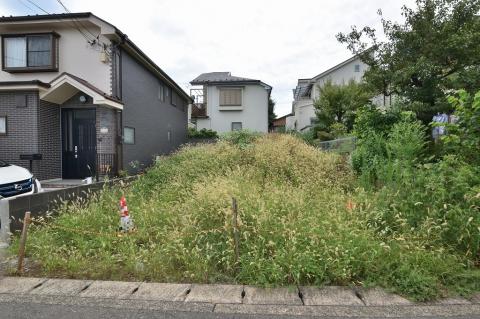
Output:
[
  {"xmin": 314, "ymin": 80, "xmax": 372, "ymax": 135},
  {"xmin": 268, "ymin": 97, "xmax": 277, "ymax": 129},
  {"xmin": 337, "ymin": 0, "xmax": 480, "ymax": 122}
]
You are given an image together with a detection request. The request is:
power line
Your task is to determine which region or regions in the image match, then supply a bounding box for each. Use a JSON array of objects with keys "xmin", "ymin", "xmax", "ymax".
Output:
[
  {"xmin": 55, "ymin": 0, "xmax": 99, "ymax": 40},
  {"xmin": 16, "ymin": 0, "xmax": 36, "ymax": 13},
  {"xmin": 25, "ymin": 0, "xmax": 49, "ymax": 14},
  {"xmin": 25, "ymin": 0, "xmax": 94, "ymax": 44}
]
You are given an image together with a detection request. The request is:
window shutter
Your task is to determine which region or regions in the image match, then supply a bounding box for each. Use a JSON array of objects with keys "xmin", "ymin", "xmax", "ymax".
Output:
[{"xmin": 219, "ymin": 88, "xmax": 242, "ymax": 106}]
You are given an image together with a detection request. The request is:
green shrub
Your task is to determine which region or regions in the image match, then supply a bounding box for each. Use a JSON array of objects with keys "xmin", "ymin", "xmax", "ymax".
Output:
[
  {"xmin": 288, "ymin": 129, "xmax": 317, "ymax": 146},
  {"xmin": 329, "ymin": 123, "xmax": 348, "ymax": 139},
  {"xmin": 316, "ymin": 130, "xmax": 333, "ymax": 141},
  {"xmin": 188, "ymin": 128, "xmax": 218, "ymax": 138},
  {"xmin": 353, "ymin": 106, "xmax": 401, "ymax": 140},
  {"xmin": 352, "ymin": 98, "xmax": 480, "ymax": 262},
  {"xmin": 352, "ymin": 114, "xmax": 427, "ymax": 186},
  {"xmin": 442, "ymin": 90, "xmax": 480, "ymax": 165},
  {"xmin": 220, "ymin": 130, "xmax": 261, "ymax": 148}
]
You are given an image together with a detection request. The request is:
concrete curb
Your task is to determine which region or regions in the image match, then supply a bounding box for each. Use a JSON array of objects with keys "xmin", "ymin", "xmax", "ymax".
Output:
[{"xmin": 0, "ymin": 277, "xmax": 478, "ymax": 317}]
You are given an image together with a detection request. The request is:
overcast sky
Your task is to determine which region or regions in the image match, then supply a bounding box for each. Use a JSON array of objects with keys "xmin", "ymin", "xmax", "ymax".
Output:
[{"xmin": 1, "ymin": 0, "xmax": 416, "ymax": 116}]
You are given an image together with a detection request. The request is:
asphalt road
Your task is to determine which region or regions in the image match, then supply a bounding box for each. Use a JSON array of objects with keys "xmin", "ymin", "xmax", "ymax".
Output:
[{"xmin": 1, "ymin": 301, "xmax": 480, "ymax": 319}]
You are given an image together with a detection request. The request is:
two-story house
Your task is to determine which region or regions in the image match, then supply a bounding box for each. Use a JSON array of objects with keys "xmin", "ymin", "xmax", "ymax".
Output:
[
  {"xmin": 0, "ymin": 13, "xmax": 191, "ymax": 180},
  {"xmin": 189, "ymin": 72, "xmax": 271, "ymax": 133},
  {"xmin": 286, "ymin": 55, "xmax": 390, "ymax": 131}
]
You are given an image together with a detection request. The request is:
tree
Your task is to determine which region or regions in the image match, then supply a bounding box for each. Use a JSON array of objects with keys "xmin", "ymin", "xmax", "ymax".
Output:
[
  {"xmin": 268, "ymin": 97, "xmax": 277, "ymax": 129},
  {"xmin": 314, "ymin": 80, "xmax": 372, "ymax": 134},
  {"xmin": 336, "ymin": 0, "xmax": 480, "ymax": 123}
]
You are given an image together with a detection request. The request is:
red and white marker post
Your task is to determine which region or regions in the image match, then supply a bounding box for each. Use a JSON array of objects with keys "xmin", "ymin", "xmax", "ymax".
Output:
[{"xmin": 119, "ymin": 196, "xmax": 133, "ymax": 232}]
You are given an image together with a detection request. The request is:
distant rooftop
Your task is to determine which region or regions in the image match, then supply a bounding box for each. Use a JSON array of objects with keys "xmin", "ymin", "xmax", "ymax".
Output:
[{"xmin": 191, "ymin": 72, "xmax": 259, "ymax": 85}]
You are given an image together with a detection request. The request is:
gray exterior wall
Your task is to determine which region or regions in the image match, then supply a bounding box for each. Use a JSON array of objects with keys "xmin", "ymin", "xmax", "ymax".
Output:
[
  {"xmin": 0, "ymin": 91, "xmax": 61, "ymax": 180},
  {"xmin": 120, "ymin": 49, "xmax": 188, "ymax": 171}
]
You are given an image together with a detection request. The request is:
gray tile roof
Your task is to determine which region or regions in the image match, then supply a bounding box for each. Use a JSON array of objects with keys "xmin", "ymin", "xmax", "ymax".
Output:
[{"xmin": 191, "ymin": 72, "xmax": 259, "ymax": 84}]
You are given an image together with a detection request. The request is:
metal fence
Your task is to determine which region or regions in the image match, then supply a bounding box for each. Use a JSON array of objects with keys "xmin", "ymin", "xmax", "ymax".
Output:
[
  {"xmin": 96, "ymin": 153, "xmax": 117, "ymax": 178},
  {"xmin": 318, "ymin": 136, "xmax": 357, "ymax": 153}
]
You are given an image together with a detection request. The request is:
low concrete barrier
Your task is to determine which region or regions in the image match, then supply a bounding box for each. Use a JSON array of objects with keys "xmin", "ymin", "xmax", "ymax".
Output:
[
  {"xmin": 0, "ymin": 176, "xmax": 139, "ymax": 242},
  {"xmin": 0, "ymin": 200, "xmax": 10, "ymax": 247}
]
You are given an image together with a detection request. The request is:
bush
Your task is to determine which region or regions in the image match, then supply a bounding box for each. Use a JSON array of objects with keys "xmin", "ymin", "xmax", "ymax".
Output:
[
  {"xmin": 352, "ymin": 114, "xmax": 426, "ymax": 186},
  {"xmin": 352, "ymin": 97, "xmax": 480, "ymax": 265},
  {"xmin": 442, "ymin": 90, "xmax": 480, "ymax": 165},
  {"xmin": 188, "ymin": 128, "xmax": 218, "ymax": 138},
  {"xmin": 353, "ymin": 106, "xmax": 402, "ymax": 140},
  {"xmin": 287, "ymin": 129, "xmax": 317, "ymax": 145},
  {"xmin": 220, "ymin": 130, "xmax": 261, "ymax": 148},
  {"xmin": 329, "ymin": 123, "xmax": 348, "ymax": 139},
  {"xmin": 13, "ymin": 135, "xmax": 480, "ymax": 300}
]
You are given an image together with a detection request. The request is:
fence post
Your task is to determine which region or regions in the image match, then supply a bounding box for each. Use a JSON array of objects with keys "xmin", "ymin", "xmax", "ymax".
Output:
[
  {"xmin": 231, "ymin": 197, "xmax": 240, "ymax": 268},
  {"xmin": 17, "ymin": 211, "xmax": 31, "ymax": 274}
]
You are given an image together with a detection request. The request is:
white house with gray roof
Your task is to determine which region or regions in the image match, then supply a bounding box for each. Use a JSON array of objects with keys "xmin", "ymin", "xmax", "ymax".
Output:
[
  {"xmin": 189, "ymin": 72, "xmax": 272, "ymax": 133},
  {"xmin": 286, "ymin": 55, "xmax": 389, "ymax": 131}
]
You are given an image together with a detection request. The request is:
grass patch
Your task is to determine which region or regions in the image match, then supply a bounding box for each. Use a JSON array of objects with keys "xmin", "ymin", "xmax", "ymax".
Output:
[{"xmin": 12, "ymin": 134, "xmax": 479, "ymax": 301}]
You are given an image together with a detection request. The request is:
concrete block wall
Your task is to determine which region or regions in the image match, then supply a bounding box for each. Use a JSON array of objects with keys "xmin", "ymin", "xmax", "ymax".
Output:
[{"xmin": 0, "ymin": 176, "xmax": 139, "ymax": 241}]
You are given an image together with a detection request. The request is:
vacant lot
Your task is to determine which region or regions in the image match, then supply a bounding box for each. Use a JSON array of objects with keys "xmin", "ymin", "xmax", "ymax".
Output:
[{"xmin": 13, "ymin": 134, "xmax": 479, "ymax": 301}]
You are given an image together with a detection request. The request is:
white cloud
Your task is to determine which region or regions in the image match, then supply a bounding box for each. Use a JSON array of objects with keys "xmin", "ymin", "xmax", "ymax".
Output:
[{"xmin": 2, "ymin": 0, "xmax": 417, "ymax": 116}]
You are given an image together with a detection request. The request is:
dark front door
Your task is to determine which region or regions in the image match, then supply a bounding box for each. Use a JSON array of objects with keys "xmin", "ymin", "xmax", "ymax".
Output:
[{"xmin": 62, "ymin": 109, "xmax": 96, "ymax": 179}]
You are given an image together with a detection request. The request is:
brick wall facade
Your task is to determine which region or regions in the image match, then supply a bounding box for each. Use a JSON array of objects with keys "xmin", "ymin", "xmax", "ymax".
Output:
[
  {"xmin": 0, "ymin": 91, "xmax": 61, "ymax": 180},
  {"xmin": 96, "ymin": 107, "xmax": 117, "ymax": 154},
  {"xmin": 0, "ymin": 91, "xmax": 39, "ymax": 167},
  {"xmin": 38, "ymin": 100, "xmax": 61, "ymax": 179},
  {"xmin": 0, "ymin": 90, "xmax": 118, "ymax": 181}
]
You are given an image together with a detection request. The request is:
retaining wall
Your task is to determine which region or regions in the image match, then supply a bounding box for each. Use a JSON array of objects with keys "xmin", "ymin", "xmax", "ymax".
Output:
[{"xmin": 0, "ymin": 176, "xmax": 138, "ymax": 244}]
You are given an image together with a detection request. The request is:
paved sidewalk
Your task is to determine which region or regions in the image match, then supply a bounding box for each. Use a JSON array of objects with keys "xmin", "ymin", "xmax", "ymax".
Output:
[{"xmin": 0, "ymin": 277, "xmax": 479, "ymax": 317}]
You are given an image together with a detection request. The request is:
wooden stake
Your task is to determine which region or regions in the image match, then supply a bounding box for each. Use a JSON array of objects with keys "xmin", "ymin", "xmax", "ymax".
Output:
[
  {"xmin": 232, "ymin": 198, "xmax": 240, "ymax": 266},
  {"xmin": 17, "ymin": 211, "xmax": 31, "ymax": 274}
]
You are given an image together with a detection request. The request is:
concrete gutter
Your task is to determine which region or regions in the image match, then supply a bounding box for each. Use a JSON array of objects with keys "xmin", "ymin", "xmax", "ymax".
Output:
[{"xmin": 0, "ymin": 277, "xmax": 479, "ymax": 317}]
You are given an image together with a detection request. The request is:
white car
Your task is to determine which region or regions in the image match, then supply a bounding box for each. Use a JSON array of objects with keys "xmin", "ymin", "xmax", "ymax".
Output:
[{"xmin": 0, "ymin": 160, "xmax": 42, "ymax": 199}]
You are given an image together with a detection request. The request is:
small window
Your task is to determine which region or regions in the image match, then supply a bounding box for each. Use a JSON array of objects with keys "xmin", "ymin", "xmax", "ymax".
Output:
[
  {"xmin": 15, "ymin": 94, "xmax": 27, "ymax": 108},
  {"xmin": 171, "ymin": 91, "xmax": 177, "ymax": 106},
  {"xmin": 2, "ymin": 33, "xmax": 59, "ymax": 72},
  {"xmin": 354, "ymin": 64, "xmax": 360, "ymax": 72},
  {"xmin": 123, "ymin": 127, "xmax": 135, "ymax": 144},
  {"xmin": 220, "ymin": 88, "xmax": 242, "ymax": 106},
  {"xmin": 231, "ymin": 122, "xmax": 242, "ymax": 131},
  {"xmin": 165, "ymin": 87, "xmax": 171, "ymax": 103},
  {"xmin": 158, "ymin": 84, "xmax": 165, "ymax": 102},
  {"xmin": 0, "ymin": 116, "xmax": 6, "ymax": 135}
]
